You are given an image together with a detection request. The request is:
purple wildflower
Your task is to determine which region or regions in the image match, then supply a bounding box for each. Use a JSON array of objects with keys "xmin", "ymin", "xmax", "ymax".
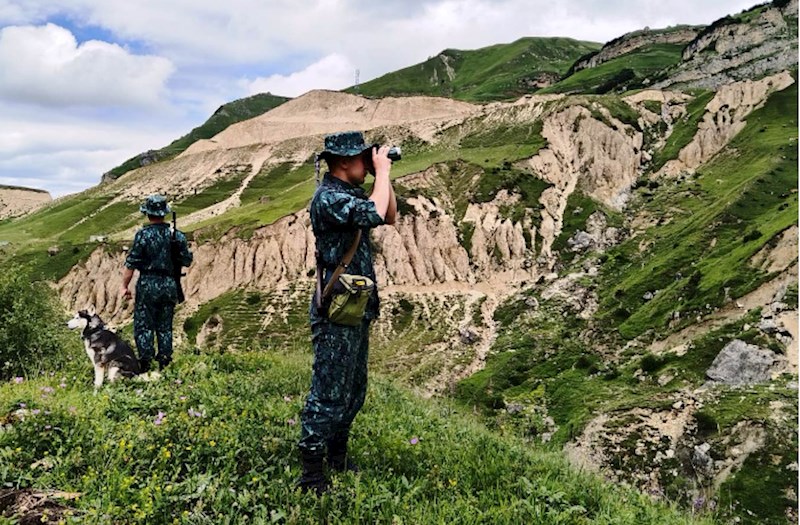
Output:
[
  {"xmin": 31, "ymin": 409, "xmax": 41, "ymax": 415},
  {"xmin": 40, "ymin": 386, "xmax": 54, "ymax": 394},
  {"xmin": 409, "ymin": 437, "xmax": 419, "ymax": 445},
  {"xmin": 59, "ymin": 383, "xmax": 67, "ymax": 389},
  {"xmin": 693, "ymin": 497, "xmax": 705, "ymax": 511},
  {"xmin": 154, "ymin": 411, "xmax": 166, "ymax": 425},
  {"xmin": 18, "ymin": 403, "xmax": 26, "ymax": 408},
  {"xmin": 187, "ymin": 407, "xmax": 204, "ymax": 418},
  {"xmin": 287, "ymin": 418, "xmax": 296, "ymax": 426},
  {"xmin": 13, "ymin": 377, "xmax": 23, "ymax": 384},
  {"xmin": 68, "ymin": 406, "xmax": 77, "ymax": 414}
]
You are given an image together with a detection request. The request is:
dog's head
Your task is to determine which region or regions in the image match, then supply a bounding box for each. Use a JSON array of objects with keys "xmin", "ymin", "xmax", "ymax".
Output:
[{"xmin": 67, "ymin": 309, "xmax": 105, "ymax": 332}]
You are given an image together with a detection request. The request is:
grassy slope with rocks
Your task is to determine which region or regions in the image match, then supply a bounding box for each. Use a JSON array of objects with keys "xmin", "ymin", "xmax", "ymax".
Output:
[
  {"xmin": 455, "ymin": 79, "xmax": 798, "ymax": 525},
  {"xmin": 346, "ymin": 37, "xmax": 601, "ymax": 101},
  {"xmin": 103, "ymin": 93, "xmax": 290, "ymax": 181}
]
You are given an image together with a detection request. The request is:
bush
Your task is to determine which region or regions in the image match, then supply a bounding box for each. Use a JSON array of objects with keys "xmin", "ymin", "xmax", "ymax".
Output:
[{"xmin": 0, "ymin": 265, "xmax": 77, "ymax": 378}]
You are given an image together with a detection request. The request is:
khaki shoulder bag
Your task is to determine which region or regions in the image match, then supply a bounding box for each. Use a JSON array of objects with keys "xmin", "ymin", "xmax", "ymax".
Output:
[{"xmin": 315, "ymin": 230, "xmax": 375, "ymax": 326}]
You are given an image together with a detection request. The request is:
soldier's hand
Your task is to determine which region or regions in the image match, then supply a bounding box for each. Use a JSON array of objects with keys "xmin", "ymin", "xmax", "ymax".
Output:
[
  {"xmin": 120, "ymin": 285, "xmax": 132, "ymax": 300},
  {"xmin": 372, "ymin": 146, "xmax": 392, "ymax": 178}
]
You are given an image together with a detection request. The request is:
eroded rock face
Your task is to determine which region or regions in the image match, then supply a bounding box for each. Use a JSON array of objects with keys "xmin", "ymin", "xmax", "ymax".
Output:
[
  {"xmin": 522, "ymin": 104, "xmax": 643, "ymax": 257},
  {"xmin": 657, "ymin": 72, "xmax": 795, "ymax": 178},
  {"xmin": 60, "ymin": 193, "xmax": 538, "ymax": 320}
]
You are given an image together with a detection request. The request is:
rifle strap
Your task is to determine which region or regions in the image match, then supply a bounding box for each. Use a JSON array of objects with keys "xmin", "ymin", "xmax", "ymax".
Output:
[{"xmin": 319, "ymin": 230, "xmax": 362, "ymax": 304}]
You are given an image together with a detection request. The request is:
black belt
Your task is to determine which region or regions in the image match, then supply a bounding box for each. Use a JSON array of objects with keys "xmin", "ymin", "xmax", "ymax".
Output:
[{"xmin": 140, "ymin": 269, "xmax": 172, "ymax": 276}]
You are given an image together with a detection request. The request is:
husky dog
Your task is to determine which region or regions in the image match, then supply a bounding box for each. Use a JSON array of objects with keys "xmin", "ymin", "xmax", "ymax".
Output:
[{"xmin": 67, "ymin": 309, "xmax": 140, "ymax": 387}]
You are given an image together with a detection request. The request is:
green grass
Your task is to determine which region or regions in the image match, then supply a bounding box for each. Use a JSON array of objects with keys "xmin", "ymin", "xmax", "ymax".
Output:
[
  {"xmin": 58, "ymin": 201, "xmax": 141, "ymax": 244},
  {"xmin": 541, "ymin": 44, "xmax": 684, "ymax": 95},
  {"xmin": 348, "ymin": 37, "xmax": 601, "ymax": 101},
  {"xmin": 0, "ymin": 347, "xmax": 715, "ymax": 524},
  {"xmin": 172, "ymin": 170, "xmax": 250, "ymax": 216},
  {"xmin": 10, "ymin": 243, "xmax": 100, "ymax": 282},
  {"xmin": 0, "ymin": 190, "xmax": 112, "ymax": 244}
]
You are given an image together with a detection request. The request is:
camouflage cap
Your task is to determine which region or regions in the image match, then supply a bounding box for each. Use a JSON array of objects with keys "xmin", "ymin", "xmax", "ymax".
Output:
[
  {"xmin": 139, "ymin": 194, "xmax": 171, "ymax": 217},
  {"xmin": 319, "ymin": 130, "xmax": 374, "ymax": 159}
]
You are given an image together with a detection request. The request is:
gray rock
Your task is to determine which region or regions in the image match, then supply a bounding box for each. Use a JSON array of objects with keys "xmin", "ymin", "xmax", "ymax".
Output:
[
  {"xmin": 524, "ymin": 296, "xmax": 539, "ymax": 309},
  {"xmin": 770, "ymin": 302, "xmax": 789, "ymax": 314},
  {"xmin": 506, "ymin": 403, "xmax": 524, "ymax": 415},
  {"xmin": 758, "ymin": 318, "xmax": 779, "ymax": 334},
  {"xmin": 459, "ymin": 327, "xmax": 480, "ymax": 345},
  {"xmin": 706, "ymin": 339, "xmax": 777, "ymax": 385},
  {"xmin": 692, "ymin": 443, "xmax": 714, "ymax": 478},
  {"xmin": 567, "ymin": 230, "xmax": 595, "ymax": 252}
]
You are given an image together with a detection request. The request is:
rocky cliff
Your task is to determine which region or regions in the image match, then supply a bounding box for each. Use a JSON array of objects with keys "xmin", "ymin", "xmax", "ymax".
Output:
[{"xmin": 655, "ymin": 0, "xmax": 798, "ymax": 90}]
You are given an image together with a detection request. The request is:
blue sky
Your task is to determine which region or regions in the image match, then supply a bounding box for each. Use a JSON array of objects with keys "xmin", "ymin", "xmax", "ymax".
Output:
[{"xmin": 0, "ymin": 0, "xmax": 757, "ymax": 197}]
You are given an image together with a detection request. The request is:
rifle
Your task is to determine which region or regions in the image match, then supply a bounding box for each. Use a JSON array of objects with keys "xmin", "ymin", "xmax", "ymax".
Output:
[{"xmin": 170, "ymin": 211, "xmax": 186, "ymax": 303}]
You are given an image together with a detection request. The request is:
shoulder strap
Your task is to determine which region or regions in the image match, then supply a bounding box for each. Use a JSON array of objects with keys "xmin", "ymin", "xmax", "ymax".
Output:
[{"xmin": 320, "ymin": 230, "xmax": 362, "ymax": 301}]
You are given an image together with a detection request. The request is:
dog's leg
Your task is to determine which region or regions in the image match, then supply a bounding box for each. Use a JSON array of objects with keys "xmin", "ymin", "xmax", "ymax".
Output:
[
  {"xmin": 93, "ymin": 364, "xmax": 105, "ymax": 389},
  {"xmin": 107, "ymin": 367, "xmax": 120, "ymax": 382}
]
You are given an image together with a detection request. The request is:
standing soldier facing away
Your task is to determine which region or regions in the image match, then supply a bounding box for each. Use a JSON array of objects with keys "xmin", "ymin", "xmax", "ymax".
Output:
[
  {"xmin": 298, "ymin": 131, "xmax": 397, "ymax": 494},
  {"xmin": 120, "ymin": 195, "xmax": 193, "ymax": 372}
]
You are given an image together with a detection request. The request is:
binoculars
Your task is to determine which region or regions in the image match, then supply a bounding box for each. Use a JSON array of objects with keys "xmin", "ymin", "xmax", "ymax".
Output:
[{"xmin": 363, "ymin": 145, "xmax": 401, "ymax": 174}]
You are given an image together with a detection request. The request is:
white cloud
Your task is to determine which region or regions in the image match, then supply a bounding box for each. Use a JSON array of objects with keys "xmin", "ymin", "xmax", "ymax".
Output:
[
  {"xmin": 243, "ymin": 53, "xmax": 356, "ymax": 97},
  {"xmin": 0, "ymin": 23, "xmax": 174, "ymax": 107},
  {"xmin": 0, "ymin": 110, "xmax": 185, "ymax": 196}
]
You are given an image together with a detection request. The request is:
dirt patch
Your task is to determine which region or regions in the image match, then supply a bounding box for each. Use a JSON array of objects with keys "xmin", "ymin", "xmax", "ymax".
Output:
[
  {"xmin": 750, "ymin": 225, "xmax": 798, "ymax": 273},
  {"xmin": 0, "ymin": 489, "xmax": 81, "ymax": 524},
  {"xmin": 0, "ymin": 187, "xmax": 52, "ymax": 219}
]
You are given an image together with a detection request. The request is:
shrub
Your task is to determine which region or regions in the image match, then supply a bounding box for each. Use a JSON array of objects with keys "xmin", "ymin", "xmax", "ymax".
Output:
[{"xmin": 0, "ymin": 265, "xmax": 77, "ymax": 378}]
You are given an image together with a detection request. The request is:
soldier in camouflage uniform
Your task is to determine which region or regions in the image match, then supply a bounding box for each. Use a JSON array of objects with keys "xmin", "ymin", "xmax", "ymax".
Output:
[
  {"xmin": 297, "ymin": 131, "xmax": 397, "ymax": 494},
  {"xmin": 120, "ymin": 195, "xmax": 193, "ymax": 372}
]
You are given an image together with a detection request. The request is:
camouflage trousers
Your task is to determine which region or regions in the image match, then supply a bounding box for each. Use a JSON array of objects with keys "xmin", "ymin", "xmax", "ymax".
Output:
[
  {"xmin": 134, "ymin": 274, "xmax": 177, "ymax": 364},
  {"xmin": 299, "ymin": 317, "xmax": 371, "ymax": 453}
]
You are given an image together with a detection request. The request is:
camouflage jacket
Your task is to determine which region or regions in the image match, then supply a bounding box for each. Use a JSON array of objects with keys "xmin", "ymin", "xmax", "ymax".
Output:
[
  {"xmin": 125, "ymin": 223, "xmax": 193, "ymax": 274},
  {"xmin": 310, "ymin": 172, "xmax": 385, "ymax": 320}
]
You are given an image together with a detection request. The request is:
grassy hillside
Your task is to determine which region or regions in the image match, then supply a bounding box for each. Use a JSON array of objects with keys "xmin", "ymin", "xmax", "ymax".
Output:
[
  {"xmin": 541, "ymin": 43, "xmax": 685, "ymax": 94},
  {"xmin": 0, "ymin": 342, "xmax": 714, "ymax": 524},
  {"xmin": 103, "ymin": 93, "xmax": 290, "ymax": 181},
  {"xmin": 346, "ymin": 37, "xmax": 601, "ymax": 101}
]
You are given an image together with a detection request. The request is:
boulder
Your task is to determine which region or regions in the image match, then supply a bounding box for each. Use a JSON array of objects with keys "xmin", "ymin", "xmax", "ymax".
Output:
[{"xmin": 706, "ymin": 339, "xmax": 777, "ymax": 385}]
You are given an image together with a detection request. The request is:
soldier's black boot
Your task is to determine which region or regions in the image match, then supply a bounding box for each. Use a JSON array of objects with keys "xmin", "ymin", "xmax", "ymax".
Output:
[
  {"xmin": 156, "ymin": 355, "xmax": 172, "ymax": 370},
  {"xmin": 328, "ymin": 436, "xmax": 359, "ymax": 473},
  {"xmin": 296, "ymin": 449, "xmax": 328, "ymax": 495}
]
